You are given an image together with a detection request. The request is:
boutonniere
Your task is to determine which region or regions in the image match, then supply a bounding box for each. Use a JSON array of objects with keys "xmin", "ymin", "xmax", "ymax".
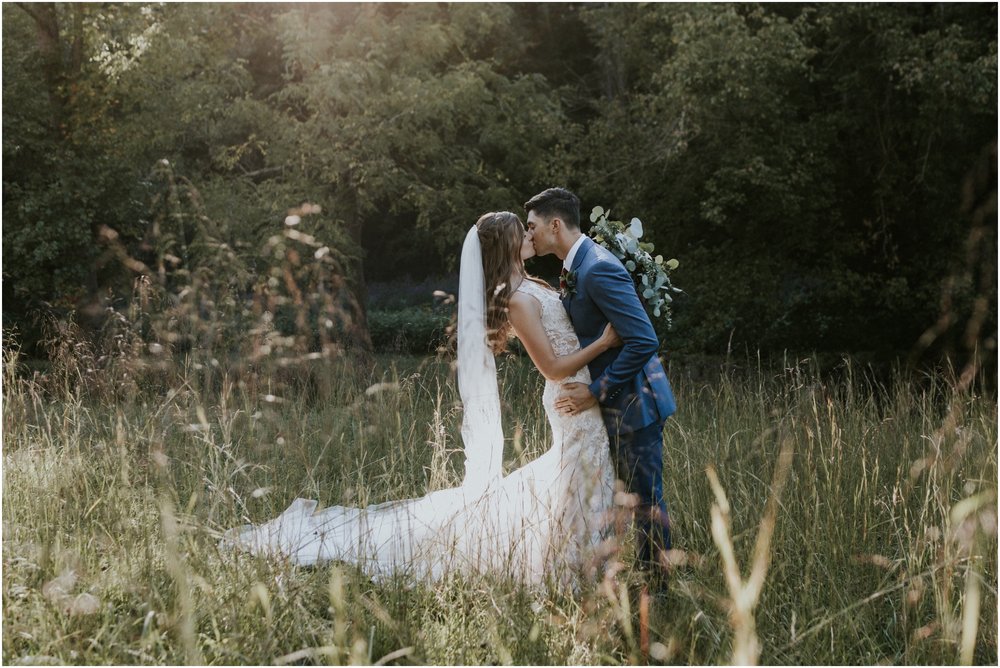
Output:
[{"xmin": 559, "ymin": 269, "xmax": 577, "ymax": 299}]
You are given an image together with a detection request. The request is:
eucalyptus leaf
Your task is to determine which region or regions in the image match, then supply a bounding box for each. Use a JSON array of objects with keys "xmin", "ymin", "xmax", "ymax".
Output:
[{"xmin": 628, "ymin": 217, "xmax": 643, "ymax": 239}]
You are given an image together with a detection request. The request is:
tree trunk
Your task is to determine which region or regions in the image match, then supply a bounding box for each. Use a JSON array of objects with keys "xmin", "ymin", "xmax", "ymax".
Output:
[
  {"xmin": 18, "ymin": 3, "xmax": 102, "ymax": 308},
  {"xmin": 335, "ymin": 183, "xmax": 374, "ymax": 359},
  {"xmin": 17, "ymin": 3, "xmax": 63, "ymax": 132}
]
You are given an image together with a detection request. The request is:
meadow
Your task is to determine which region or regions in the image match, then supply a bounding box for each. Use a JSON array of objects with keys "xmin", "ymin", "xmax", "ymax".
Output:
[{"xmin": 2, "ymin": 344, "xmax": 996, "ymax": 665}]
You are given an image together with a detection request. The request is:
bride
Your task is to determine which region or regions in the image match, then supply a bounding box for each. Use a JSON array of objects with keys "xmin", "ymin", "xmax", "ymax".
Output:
[{"xmin": 225, "ymin": 212, "xmax": 619, "ymax": 586}]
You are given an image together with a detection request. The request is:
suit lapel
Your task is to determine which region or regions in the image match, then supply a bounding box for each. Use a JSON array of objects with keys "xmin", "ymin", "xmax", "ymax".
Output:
[
  {"xmin": 561, "ymin": 237, "xmax": 596, "ymax": 313},
  {"xmin": 571, "ymin": 237, "xmax": 595, "ymax": 273}
]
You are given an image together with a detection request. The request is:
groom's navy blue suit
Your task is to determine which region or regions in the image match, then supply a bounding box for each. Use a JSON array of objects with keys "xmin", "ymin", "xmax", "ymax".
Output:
[{"xmin": 562, "ymin": 237, "xmax": 676, "ymax": 566}]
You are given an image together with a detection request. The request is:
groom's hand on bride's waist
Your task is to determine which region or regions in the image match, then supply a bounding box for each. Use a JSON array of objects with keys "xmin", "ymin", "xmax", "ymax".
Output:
[{"xmin": 556, "ymin": 383, "xmax": 598, "ymax": 415}]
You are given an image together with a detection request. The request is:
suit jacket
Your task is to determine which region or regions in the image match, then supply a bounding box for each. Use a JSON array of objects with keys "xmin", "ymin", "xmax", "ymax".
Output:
[{"xmin": 562, "ymin": 237, "xmax": 676, "ymax": 435}]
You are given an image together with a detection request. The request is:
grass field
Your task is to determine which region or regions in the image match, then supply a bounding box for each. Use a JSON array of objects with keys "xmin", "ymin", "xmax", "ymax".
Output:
[{"xmin": 2, "ymin": 348, "xmax": 996, "ymax": 665}]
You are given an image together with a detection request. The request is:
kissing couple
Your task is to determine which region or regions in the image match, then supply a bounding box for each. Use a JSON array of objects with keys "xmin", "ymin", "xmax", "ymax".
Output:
[{"xmin": 226, "ymin": 187, "xmax": 677, "ymax": 588}]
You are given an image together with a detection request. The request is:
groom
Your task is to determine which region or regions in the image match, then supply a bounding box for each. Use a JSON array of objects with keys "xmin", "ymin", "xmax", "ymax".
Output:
[{"xmin": 524, "ymin": 187, "xmax": 676, "ymax": 574}]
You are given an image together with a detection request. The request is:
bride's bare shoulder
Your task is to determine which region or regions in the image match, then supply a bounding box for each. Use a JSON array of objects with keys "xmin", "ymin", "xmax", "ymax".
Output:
[{"xmin": 510, "ymin": 287, "xmax": 542, "ymax": 311}]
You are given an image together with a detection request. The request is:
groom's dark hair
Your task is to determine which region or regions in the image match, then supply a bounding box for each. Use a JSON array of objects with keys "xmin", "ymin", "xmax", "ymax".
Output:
[{"xmin": 523, "ymin": 187, "xmax": 581, "ymax": 230}]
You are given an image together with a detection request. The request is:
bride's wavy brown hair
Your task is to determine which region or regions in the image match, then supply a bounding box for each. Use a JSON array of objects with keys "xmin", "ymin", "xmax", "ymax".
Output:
[{"xmin": 476, "ymin": 211, "xmax": 550, "ymax": 354}]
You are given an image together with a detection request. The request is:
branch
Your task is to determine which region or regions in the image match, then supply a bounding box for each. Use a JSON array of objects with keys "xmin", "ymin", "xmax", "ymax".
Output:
[
  {"xmin": 70, "ymin": 4, "xmax": 84, "ymax": 76},
  {"xmin": 15, "ymin": 2, "xmax": 47, "ymax": 26},
  {"xmin": 240, "ymin": 166, "xmax": 286, "ymax": 180},
  {"xmin": 16, "ymin": 2, "xmax": 59, "ymax": 40}
]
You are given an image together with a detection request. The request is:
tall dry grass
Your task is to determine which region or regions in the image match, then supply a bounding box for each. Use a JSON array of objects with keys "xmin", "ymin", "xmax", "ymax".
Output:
[{"xmin": 2, "ymin": 333, "xmax": 995, "ymax": 664}]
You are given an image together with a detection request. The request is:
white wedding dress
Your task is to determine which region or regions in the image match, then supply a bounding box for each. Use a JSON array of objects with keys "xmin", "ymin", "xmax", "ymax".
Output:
[{"xmin": 224, "ymin": 229, "xmax": 614, "ymax": 586}]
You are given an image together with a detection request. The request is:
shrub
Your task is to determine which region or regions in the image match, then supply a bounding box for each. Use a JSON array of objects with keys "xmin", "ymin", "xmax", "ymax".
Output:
[{"xmin": 368, "ymin": 306, "xmax": 452, "ymax": 354}]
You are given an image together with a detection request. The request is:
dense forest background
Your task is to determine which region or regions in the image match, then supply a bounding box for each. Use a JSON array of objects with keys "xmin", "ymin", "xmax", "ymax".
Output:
[{"xmin": 3, "ymin": 2, "xmax": 996, "ymax": 366}]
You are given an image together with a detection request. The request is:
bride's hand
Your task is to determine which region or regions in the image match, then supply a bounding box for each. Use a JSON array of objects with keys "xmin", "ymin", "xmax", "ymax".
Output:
[{"xmin": 600, "ymin": 323, "xmax": 622, "ymax": 349}]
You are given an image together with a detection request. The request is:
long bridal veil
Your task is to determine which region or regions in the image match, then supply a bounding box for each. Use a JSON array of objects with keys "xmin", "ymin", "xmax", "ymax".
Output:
[
  {"xmin": 224, "ymin": 225, "xmax": 568, "ymax": 583},
  {"xmin": 456, "ymin": 225, "xmax": 504, "ymax": 493}
]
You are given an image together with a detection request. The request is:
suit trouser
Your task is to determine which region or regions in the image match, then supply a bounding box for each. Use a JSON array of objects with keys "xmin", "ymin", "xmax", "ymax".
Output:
[{"xmin": 609, "ymin": 420, "xmax": 671, "ymax": 566}]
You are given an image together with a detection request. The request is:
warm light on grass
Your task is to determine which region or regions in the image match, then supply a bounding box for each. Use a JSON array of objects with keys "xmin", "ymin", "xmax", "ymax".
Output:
[{"xmin": 2, "ymin": 340, "xmax": 996, "ymax": 664}]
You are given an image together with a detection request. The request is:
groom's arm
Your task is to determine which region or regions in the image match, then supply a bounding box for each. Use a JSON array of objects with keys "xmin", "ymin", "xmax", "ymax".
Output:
[{"xmin": 586, "ymin": 260, "xmax": 658, "ymax": 403}]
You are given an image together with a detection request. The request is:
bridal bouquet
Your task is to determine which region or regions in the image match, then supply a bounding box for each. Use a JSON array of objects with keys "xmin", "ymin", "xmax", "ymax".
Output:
[{"xmin": 588, "ymin": 206, "xmax": 681, "ymax": 329}]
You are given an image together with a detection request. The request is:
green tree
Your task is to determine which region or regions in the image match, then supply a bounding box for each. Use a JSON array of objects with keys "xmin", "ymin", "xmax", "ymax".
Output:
[
  {"xmin": 4, "ymin": 3, "xmax": 579, "ymax": 356},
  {"xmin": 3, "ymin": 4, "xmax": 371, "ymax": 354},
  {"xmin": 3, "ymin": 4, "xmax": 146, "ymax": 332},
  {"xmin": 268, "ymin": 4, "xmax": 573, "ymax": 282},
  {"xmin": 4, "ymin": 3, "xmax": 994, "ymax": 361},
  {"xmin": 578, "ymin": 3, "xmax": 996, "ymax": 356}
]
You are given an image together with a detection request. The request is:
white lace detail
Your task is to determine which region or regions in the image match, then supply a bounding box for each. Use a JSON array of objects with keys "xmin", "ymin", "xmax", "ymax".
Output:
[
  {"xmin": 516, "ymin": 280, "xmax": 614, "ymax": 571},
  {"xmin": 223, "ymin": 277, "xmax": 615, "ymax": 588},
  {"xmin": 515, "ymin": 281, "xmax": 589, "ymax": 384}
]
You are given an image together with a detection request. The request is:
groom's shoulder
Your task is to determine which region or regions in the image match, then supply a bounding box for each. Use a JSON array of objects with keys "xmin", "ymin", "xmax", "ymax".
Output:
[
  {"xmin": 592, "ymin": 244, "xmax": 617, "ymax": 263},
  {"xmin": 582, "ymin": 243, "xmax": 627, "ymax": 274}
]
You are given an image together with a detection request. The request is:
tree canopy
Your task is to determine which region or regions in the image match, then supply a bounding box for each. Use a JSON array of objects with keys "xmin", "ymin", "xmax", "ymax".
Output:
[{"xmin": 3, "ymin": 3, "xmax": 996, "ymax": 362}]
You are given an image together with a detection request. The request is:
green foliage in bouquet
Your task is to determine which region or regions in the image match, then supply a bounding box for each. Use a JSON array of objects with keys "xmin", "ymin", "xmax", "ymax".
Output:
[{"xmin": 588, "ymin": 206, "xmax": 681, "ymax": 329}]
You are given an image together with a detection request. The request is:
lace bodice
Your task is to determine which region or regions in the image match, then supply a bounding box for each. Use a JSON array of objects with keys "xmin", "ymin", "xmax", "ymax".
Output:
[{"xmin": 515, "ymin": 280, "xmax": 590, "ymax": 385}]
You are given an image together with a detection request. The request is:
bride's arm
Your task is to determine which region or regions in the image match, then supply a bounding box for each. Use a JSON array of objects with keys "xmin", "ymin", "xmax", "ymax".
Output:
[{"xmin": 508, "ymin": 291, "xmax": 619, "ymax": 382}]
